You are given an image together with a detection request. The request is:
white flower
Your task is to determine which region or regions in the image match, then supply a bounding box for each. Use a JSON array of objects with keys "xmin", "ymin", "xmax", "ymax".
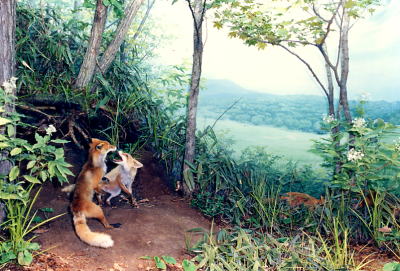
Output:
[
  {"xmin": 347, "ymin": 148, "xmax": 364, "ymax": 162},
  {"xmin": 393, "ymin": 137, "xmax": 400, "ymax": 152},
  {"xmin": 352, "ymin": 118, "xmax": 366, "ymax": 128},
  {"xmin": 1, "ymin": 77, "xmax": 17, "ymax": 94},
  {"xmin": 323, "ymin": 114, "xmax": 335, "ymax": 124},
  {"xmin": 45, "ymin": 124, "xmax": 56, "ymax": 135}
]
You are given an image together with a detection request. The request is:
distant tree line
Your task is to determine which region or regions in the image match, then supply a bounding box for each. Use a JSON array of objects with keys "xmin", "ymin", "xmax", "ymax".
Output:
[{"xmin": 199, "ymin": 95, "xmax": 400, "ymax": 134}]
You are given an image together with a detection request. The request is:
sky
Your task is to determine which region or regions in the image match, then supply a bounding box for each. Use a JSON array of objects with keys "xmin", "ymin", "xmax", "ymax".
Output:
[{"xmin": 151, "ymin": 0, "xmax": 400, "ymax": 101}]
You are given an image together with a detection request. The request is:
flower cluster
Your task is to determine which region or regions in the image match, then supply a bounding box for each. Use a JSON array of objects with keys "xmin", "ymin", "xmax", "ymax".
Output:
[
  {"xmin": 352, "ymin": 117, "xmax": 366, "ymax": 128},
  {"xmin": 2, "ymin": 77, "xmax": 17, "ymax": 94},
  {"xmin": 45, "ymin": 124, "xmax": 56, "ymax": 136},
  {"xmin": 347, "ymin": 148, "xmax": 364, "ymax": 162},
  {"xmin": 393, "ymin": 137, "xmax": 400, "ymax": 152},
  {"xmin": 323, "ymin": 114, "xmax": 335, "ymax": 124}
]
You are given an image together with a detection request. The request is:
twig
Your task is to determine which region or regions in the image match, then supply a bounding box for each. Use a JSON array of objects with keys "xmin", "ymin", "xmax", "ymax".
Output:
[
  {"xmin": 210, "ymin": 97, "xmax": 241, "ymax": 130},
  {"xmin": 16, "ymin": 104, "xmax": 54, "ymax": 119}
]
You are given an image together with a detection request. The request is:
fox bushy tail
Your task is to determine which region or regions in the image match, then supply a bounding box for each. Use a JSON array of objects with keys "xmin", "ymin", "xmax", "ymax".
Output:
[{"xmin": 73, "ymin": 212, "xmax": 114, "ymax": 248}]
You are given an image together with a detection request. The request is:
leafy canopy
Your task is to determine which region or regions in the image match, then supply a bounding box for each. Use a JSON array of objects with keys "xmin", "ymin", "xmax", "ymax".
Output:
[{"xmin": 213, "ymin": 0, "xmax": 381, "ymax": 50}]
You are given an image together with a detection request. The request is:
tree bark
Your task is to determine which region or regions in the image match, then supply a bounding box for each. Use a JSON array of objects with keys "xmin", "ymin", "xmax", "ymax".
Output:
[
  {"xmin": 132, "ymin": 0, "xmax": 155, "ymax": 41},
  {"xmin": 182, "ymin": 0, "xmax": 205, "ymax": 195},
  {"xmin": 322, "ymin": 44, "xmax": 335, "ymax": 118},
  {"xmin": 97, "ymin": 0, "xmax": 145, "ymax": 74},
  {"xmin": 0, "ymin": 0, "xmax": 16, "ymax": 175},
  {"xmin": 0, "ymin": 0, "xmax": 16, "ymax": 89},
  {"xmin": 339, "ymin": 5, "xmax": 352, "ymax": 123},
  {"xmin": 74, "ymin": 0, "xmax": 108, "ymax": 89}
]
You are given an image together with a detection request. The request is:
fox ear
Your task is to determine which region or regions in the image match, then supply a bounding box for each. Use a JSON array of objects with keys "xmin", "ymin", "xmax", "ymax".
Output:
[
  {"xmin": 133, "ymin": 159, "xmax": 143, "ymax": 168},
  {"xmin": 96, "ymin": 143, "xmax": 104, "ymax": 150},
  {"xmin": 89, "ymin": 138, "xmax": 99, "ymax": 148}
]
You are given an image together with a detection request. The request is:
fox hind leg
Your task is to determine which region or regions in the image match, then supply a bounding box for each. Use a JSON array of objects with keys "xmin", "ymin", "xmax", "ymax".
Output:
[
  {"xmin": 85, "ymin": 202, "xmax": 114, "ymax": 229},
  {"xmin": 105, "ymin": 190, "xmax": 120, "ymax": 206}
]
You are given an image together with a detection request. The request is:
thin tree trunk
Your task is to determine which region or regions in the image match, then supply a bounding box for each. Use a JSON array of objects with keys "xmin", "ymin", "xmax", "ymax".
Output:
[
  {"xmin": 182, "ymin": 0, "xmax": 205, "ymax": 195},
  {"xmin": 132, "ymin": 0, "xmax": 155, "ymax": 41},
  {"xmin": 97, "ymin": 0, "xmax": 145, "ymax": 74},
  {"xmin": 0, "ymin": 0, "xmax": 16, "ymax": 175},
  {"xmin": 339, "ymin": 7, "xmax": 352, "ymax": 123},
  {"xmin": 0, "ymin": 0, "xmax": 16, "ymax": 90},
  {"xmin": 322, "ymin": 44, "xmax": 342, "ymax": 174},
  {"xmin": 74, "ymin": 0, "xmax": 108, "ymax": 89},
  {"xmin": 73, "ymin": 0, "xmax": 81, "ymax": 11},
  {"xmin": 323, "ymin": 45, "xmax": 335, "ymax": 118}
]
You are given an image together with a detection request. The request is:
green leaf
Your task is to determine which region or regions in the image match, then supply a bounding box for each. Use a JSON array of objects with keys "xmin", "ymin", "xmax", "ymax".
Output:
[
  {"xmin": 383, "ymin": 262, "xmax": 400, "ymax": 271},
  {"xmin": 27, "ymin": 242, "xmax": 40, "ymax": 251},
  {"xmin": 214, "ymin": 21, "xmax": 223, "ymax": 29},
  {"xmin": 0, "ymin": 142, "xmax": 9, "ymax": 149},
  {"xmin": 7, "ymin": 124, "xmax": 15, "ymax": 137},
  {"xmin": 9, "ymin": 166, "xmax": 20, "ymax": 181},
  {"xmin": 40, "ymin": 207, "xmax": 54, "ymax": 213},
  {"xmin": 139, "ymin": 256, "xmax": 152, "ymax": 260},
  {"xmin": 0, "ymin": 117, "xmax": 11, "ymax": 126},
  {"xmin": 32, "ymin": 215, "xmax": 44, "ymax": 223},
  {"xmin": 10, "ymin": 147, "xmax": 22, "ymax": 156},
  {"xmin": 40, "ymin": 171, "xmax": 48, "ymax": 182},
  {"xmin": 27, "ymin": 160, "xmax": 36, "ymax": 169},
  {"xmin": 17, "ymin": 250, "xmax": 33, "ymax": 266},
  {"xmin": 162, "ymin": 256, "xmax": 177, "ymax": 265},
  {"xmin": 154, "ymin": 256, "xmax": 166, "ymax": 269},
  {"xmin": 0, "ymin": 192, "xmax": 23, "ymax": 200},
  {"xmin": 23, "ymin": 175, "xmax": 41, "ymax": 184},
  {"xmin": 1, "ymin": 250, "xmax": 16, "ymax": 262},
  {"xmin": 51, "ymin": 139, "xmax": 69, "ymax": 144},
  {"xmin": 344, "ymin": 0, "xmax": 356, "ymax": 9},
  {"xmin": 182, "ymin": 259, "xmax": 197, "ymax": 271}
]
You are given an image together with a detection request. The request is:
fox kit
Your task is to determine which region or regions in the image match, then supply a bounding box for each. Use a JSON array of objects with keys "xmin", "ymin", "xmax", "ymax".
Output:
[
  {"xmin": 71, "ymin": 138, "xmax": 117, "ymax": 248},
  {"xmin": 98, "ymin": 151, "xmax": 143, "ymax": 206}
]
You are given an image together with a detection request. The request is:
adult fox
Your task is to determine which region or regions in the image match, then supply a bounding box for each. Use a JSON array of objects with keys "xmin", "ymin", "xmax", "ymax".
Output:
[{"xmin": 71, "ymin": 138, "xmax": 117, "ymax": 248}]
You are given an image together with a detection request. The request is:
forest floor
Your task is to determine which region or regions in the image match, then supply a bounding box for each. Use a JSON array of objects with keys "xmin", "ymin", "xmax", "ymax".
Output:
[
  {"xmin": 3, "ymin": 147, "xmax": 211, "ymax": 271},
  {"xmin": 1, "ymin": 146, "xmax": 395, "ymax": 271}
]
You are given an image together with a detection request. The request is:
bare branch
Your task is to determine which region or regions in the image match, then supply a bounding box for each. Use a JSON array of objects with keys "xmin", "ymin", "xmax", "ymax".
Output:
[
  {"xmin": 278, "ymin": 44, "xmax": 329, "ymax": 99},
  {"xmin": 312, "ymin": 3, "xmax": 329, "ymax": 22}
]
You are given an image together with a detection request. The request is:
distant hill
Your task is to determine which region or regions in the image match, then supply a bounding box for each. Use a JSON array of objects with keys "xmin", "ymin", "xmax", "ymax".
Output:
[{"xmin": 199, "ymin": 79, "xmax": 400, "ymax": 134}]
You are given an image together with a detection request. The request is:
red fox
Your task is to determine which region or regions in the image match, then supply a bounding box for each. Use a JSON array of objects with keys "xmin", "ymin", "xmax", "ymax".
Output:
[
  {"xmin": 280, "ymin": 192, "xmax": 325, "ymax": 209},
  {"xmin": 71, "ymin": 138, "xmax": 117, "ymax": 248},
  {"xmin": 97, "ymin": 151, "xmax": 143, "ymax": 206}
]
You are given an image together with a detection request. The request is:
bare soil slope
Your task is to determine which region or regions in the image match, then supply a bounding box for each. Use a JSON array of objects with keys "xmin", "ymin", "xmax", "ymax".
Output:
[{"xmin": 30, "ymin": 148, "xmax": 211, "ymax": 271}]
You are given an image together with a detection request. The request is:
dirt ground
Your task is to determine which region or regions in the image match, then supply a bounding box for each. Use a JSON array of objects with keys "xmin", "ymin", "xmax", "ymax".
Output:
[
  {"xmin": 1, "ymin": 146, "xmax": 395, "ymax": 271},
  {"xmin": 10, "ymin": 148, "xmax": 212, "ymax": 271}
]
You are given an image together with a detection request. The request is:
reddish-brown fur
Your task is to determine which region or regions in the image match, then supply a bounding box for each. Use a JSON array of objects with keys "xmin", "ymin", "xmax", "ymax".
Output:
[
  {"xmin": 71, "ymin": 138, "xmax": 116, "ymax": 248},
  {"xmin": 280, "ymin": 192, "xmax": 325, "ymax": 209}
]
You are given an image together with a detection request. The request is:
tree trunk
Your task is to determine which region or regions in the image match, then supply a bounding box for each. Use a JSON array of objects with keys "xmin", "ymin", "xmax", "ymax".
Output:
[
  {"xmin": 182, "ymin": 0, "xmax": 205, "ymax": 195},
  {"xmin": 339, "ymin": 7, "xmax": 352, "ymax": 123},
  {"xmin": 322, "ymin": 45, "xmax": 335, "ymax": 118},
  {"xmin": 0, "ymin": 0, "xmax": 16, "ymax": 89},
  {"xmin": 0, "ymin": 0, "xmax": 16, "ymax": 175},
  {"xmin": 97, "ymin": 0, "xmax": 145, "ymax": 74},
  {"xmin": 132, "ymin": 0, "xmax": 156, "ymax": 41},
  {"xmin": 74, "ymin": 0, "xmax": 108, "ymax": 89}
]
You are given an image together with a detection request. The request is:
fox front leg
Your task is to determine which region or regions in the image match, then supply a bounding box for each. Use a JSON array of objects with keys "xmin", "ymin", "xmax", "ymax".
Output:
[
  {"xmin": 94, "ymin": 187, "xmax": 105, "ymax": 205},
  {"xmin": 130, "ymin": 196, "xmax": 138, "ymax": 208}
]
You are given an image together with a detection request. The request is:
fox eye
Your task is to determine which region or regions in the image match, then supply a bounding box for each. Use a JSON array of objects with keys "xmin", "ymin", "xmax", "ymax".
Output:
[{"xmin": 96, "ymin": 144, "xmax": 103, "ymax": 150}]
